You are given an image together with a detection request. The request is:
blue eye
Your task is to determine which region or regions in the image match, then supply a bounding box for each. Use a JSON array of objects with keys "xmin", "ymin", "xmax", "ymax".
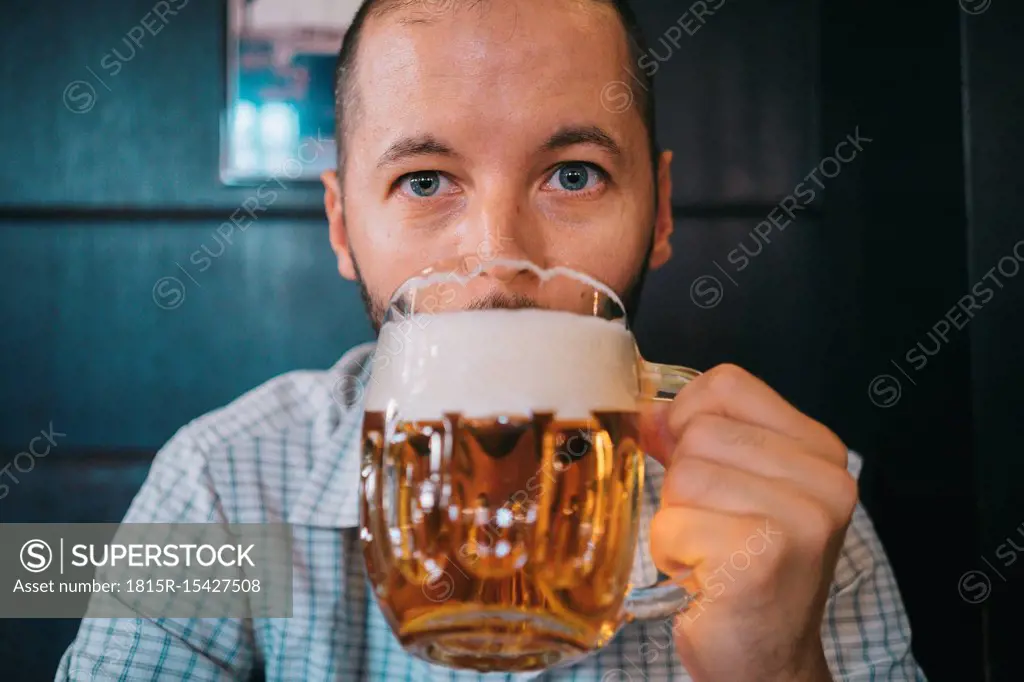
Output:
[
  {"xmin": 400, "ymin": 171, "xmax": 449, "ymax": 198},
  {"xmin": 546, "ymin": 163, "xmax": 603, "ymax": 192}
]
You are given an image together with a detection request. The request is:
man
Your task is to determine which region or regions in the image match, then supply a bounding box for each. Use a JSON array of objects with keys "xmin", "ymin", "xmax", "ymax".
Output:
[{"xmin": 58, "ymin": 0, "xmax": 926, "ymax": 680}]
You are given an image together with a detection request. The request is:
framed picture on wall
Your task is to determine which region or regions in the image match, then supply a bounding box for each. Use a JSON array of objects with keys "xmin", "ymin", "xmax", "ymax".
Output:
[{"xmin": 221, "ymin": 0, "xmax": 361, "ymax": 184}]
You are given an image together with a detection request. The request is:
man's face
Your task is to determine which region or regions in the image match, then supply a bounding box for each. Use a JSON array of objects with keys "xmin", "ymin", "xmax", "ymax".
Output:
[{"xmin": 323, "ymin": 0, "xmax": 675, "ymax": 329}]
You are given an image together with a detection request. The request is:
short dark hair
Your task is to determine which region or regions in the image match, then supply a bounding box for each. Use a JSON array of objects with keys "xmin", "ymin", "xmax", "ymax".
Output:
[{"xmin": 333, "ymin": 0, "xmax": 658, "ymax": 182}]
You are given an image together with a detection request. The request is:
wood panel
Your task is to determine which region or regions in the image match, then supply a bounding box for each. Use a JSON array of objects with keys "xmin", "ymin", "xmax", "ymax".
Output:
[
  {"xmin": 635, "ymin": 0, "xmax": 818, "ymax": 205},
  {"xmin": 0, "ymin": 220, "xmax": 372, "ymax": 451},
  {"xmin": 819, "ymin": 1, "xmax": 983, "ymax": 679},
  {"xmin": 635, "ymin": 216, "xmax": 839, "ymax": 428},
  {"xmin": 0, "ymin": 0, "xmax": 326, "ymax": 210},
  {"xmin": 962, "ymin": 4, "xmax": 1024, "ymax": 682}
]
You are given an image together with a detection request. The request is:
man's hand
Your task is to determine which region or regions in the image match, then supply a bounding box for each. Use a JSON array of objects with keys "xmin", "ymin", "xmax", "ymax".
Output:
[{"xmin": 639, "ymin": 364, "xmax": 855, "ymax": 682}]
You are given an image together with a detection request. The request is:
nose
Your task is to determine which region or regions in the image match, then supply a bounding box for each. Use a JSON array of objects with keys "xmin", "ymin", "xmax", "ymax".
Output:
[{"xmin": 456, "ymin": 181, "xmax": 536, "ymax": 268}]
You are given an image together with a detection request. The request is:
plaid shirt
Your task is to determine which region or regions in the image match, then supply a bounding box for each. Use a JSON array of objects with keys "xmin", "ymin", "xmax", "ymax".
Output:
[{"xmin": 57, "ymin": 344, "xmax": 926, "ymax": 681}]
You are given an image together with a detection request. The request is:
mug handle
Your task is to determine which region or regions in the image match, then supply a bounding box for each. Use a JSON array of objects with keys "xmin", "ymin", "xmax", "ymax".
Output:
[{"xmin": 624, "ymin": 359, "xmax": 702, "ymax": 622}]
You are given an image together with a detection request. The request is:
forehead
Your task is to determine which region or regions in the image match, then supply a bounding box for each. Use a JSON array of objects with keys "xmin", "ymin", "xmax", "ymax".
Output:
[{"xmin": 348, "ymin": 1, "xmax": 640, "ymax": 156}]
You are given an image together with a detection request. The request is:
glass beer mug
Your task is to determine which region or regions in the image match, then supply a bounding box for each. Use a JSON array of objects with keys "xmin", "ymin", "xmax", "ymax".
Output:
[{"xmin": 359, "ymin": 259, "xmax": 700, "ymax": 673}]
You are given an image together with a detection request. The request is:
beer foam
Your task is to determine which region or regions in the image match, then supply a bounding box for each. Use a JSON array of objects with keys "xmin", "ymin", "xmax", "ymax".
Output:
[{"xmin": 363, "ymin": 309, "xmax": 640, "ymax": 420}]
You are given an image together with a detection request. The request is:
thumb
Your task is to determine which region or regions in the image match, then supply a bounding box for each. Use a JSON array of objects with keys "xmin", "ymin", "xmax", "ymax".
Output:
[{"xmin": 638, "ymin": 400, "xmax": 675, "ymax": 467}]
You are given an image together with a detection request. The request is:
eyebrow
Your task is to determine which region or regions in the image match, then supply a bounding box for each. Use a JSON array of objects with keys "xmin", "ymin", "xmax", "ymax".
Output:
[
  {"xmin": 376, "ymin": 134, "xmax": 459, "ymax": 169},
  {"xmin": 540, "ymin": 125, "xmax": 623, "ymax": 158},
  {"xmin": 375, "ymin": 125, "xmax": 623, "ymax": 169}
]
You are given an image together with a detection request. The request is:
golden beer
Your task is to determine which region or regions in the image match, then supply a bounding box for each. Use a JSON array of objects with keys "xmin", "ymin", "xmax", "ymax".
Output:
[{"xmin": 360, "ymin": 409, "xmax": 643, "ymax": 671}]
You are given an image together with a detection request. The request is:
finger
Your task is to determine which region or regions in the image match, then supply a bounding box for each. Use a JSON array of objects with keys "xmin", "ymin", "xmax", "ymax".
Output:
[
  {"xmin": 649, "ymin": 507, "xmax": 783, "ymax": 587},
  {"xmin": 638, "ymin": 401, "xmax": 676, "ymax": 465},
  {"xmin": 659, "ymin": 454, "xmax": 851, "ymax": 529},
  {"xmin": 662, "ymin": 414, "xmax": 857, "ymax": 511},
  {"xmin": 642, "ymin": 364, "xmax": 846, "ymax": 467},
  {"xmin": 648, "ymin": 505, "xmax": 737, "ymax": 577}
]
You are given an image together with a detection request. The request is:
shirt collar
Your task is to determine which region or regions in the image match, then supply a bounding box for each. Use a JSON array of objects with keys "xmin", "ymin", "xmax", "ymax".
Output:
[{"xmin": 287, "ymin": 343, "xmax": 375, "ymax": 529}]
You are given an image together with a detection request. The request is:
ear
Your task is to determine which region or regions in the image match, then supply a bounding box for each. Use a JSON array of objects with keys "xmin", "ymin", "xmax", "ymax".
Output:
[
  {"xmin": 648, "ymin": 150, "xmax": 675, "ymax": 270},
  {"xmin": 323, "ymin": 170, "xmax": 357, "ymax": 280}
]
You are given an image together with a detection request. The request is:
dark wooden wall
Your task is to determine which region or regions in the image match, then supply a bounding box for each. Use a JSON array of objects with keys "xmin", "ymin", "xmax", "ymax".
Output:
[
  {"xmin": 961, "ymin": 4, "xmax": 1024, "ymax": 681},
  {"xmin": 3, "ymin": 0, "xmax": 1018, "ymax": 679}
]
